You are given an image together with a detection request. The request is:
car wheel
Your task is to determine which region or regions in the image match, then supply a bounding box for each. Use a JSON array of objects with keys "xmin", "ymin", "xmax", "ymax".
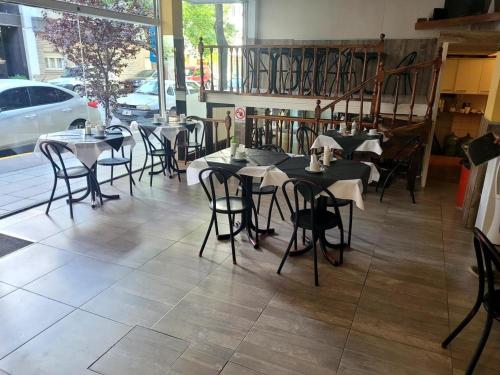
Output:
[
  {"xmin": 69, "ymin": 119, "xmax": 86, "ymax": 129},
  {"xmin": 73, "ymin": 85, "xmax": 85, "ymax": 97}
]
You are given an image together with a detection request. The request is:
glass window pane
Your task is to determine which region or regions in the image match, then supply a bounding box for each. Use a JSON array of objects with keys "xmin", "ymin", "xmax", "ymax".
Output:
[
  {"xmin": 0, "ymin": 87, "xmax": 31, "ymax": 111},
  {"xmin": 60, "ymin": 0, "xmax": 154, "ymax": 17},
  {"xmin": 29, "ymin": 86, "xmax": 73, "ymax": 105}
]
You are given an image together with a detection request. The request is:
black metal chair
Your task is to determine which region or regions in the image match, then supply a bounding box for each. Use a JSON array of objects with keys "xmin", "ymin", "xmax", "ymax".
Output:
[
  {"xmin": 442, "ymin": 228, "xmax": 500, "ymax": 375},
  {"xmin": 278, "ymin": 178, "xmax": 345, "ymax": 286},
  {"xmin": 377, "ymin": 139, "xmax": 424, "ymax": 204},
  {"xmin": 296, "ymin": 125, "xmax": 318, "ymax": 155},
  {"xmin": 39, "ymin": 140, "xmax": 101, "ymax": 219},
  {"xmin": 178, "ymin": 116, "xmax": 206, "ymax": 164},
  {"xmin": 383, "ymin": 51, "xmax": 417, "ymax": 96},
  {"xmin": 138, "ymin": 124, "xmax": 181, "ymax": 186},
  {"xmin": 97, "ymin": 125, "xmax": 135, "ymax": 196},
  {"xmin": 238, "ymin": 144, "xmax": 285, "ymax": 230},
  {"xmin": 199, "ymin": 167, "xmax": 259, "ymax": 264}
]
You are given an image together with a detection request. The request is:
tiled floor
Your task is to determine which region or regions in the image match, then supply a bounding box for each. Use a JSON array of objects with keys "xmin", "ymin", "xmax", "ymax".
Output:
[{"xmin": 0, "ymin": 170, "xmax": 498, "ymax": 375}]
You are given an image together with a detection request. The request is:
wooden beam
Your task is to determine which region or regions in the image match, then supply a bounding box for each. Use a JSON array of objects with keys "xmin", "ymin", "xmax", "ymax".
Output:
[{"xmin": 415, "ymin": 12, "xmax": 500, "ymax": 30}]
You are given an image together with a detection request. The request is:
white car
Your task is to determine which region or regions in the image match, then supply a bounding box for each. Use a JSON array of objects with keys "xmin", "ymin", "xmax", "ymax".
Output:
[
  {"xmin": 113, "ymin": 80, "xmax": 200, "ymax": 124},
  {"xmin": 0, "ymin": 79, "xmax": 101, "ymax": 152}
]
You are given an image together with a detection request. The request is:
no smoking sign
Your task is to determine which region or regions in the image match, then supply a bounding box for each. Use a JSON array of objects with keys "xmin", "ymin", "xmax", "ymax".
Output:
[{"xmin": 235, "ymin": 106, "xmax": 246, "ymax": 123}]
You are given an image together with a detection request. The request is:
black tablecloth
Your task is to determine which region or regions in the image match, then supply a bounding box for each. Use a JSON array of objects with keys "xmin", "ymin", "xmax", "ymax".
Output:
[
  {"xmin": 325, "ymin": 130, "xmax": 380, "ymax": 155},
  {"xmin": 205, "ymin": 148, "xmax": 290, "ymax": 173}
]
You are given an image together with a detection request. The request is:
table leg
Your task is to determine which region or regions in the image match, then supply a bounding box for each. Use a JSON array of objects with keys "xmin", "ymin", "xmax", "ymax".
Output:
[{"xmin": 91, "ymin": 165, "xmax": 120, "ymax": 207}]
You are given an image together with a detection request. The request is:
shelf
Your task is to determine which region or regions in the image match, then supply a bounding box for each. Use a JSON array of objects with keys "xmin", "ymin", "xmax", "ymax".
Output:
[{"xmin": 415, "ymin": 12, "xmax": 500, "ymax": 30}]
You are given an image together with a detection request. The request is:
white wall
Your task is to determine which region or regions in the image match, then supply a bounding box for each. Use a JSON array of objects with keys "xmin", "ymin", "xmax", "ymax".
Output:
[{"xmin": 256, "ymin": 0, "xmax": 444, "ymax": 40}]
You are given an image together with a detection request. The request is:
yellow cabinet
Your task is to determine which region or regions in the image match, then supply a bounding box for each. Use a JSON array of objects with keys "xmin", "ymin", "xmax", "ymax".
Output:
[
  {"xmin": 479, "ymin": 59, "xmax": 495, "ymax": 94},
  {"xmin": 454, "ymin": 59, "xmax": 483, "ymax": 93},
  {"xmin": 440, "ymin": 59, "xmax": 458, "ymax": 92}
]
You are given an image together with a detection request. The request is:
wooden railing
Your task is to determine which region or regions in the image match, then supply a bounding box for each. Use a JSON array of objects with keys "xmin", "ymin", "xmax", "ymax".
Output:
[
  {"xmin": 197, "ymin": 35, "xmax": 385, "ymax": 100},
  {"xmin": 196, "ymin": 112, "xmax": 232, "ymax": 154},
  {"xmin": 246, "ymin": 51, "xmax": 442, "ymax": 152}
]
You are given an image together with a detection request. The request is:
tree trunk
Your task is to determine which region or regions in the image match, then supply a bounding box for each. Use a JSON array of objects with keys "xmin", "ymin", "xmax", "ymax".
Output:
[{"xmin": 215, "ymin": 4, "xmax": 227, "ymax": 90}]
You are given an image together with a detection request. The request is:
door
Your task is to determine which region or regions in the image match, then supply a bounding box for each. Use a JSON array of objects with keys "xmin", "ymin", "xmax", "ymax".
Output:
[
  {"xmin": 454, "ymin": 59, "xmax": 482, "ymax": 93},
  {"xmin": 479, "ymin": 59, "xmax": 495, "ymax": 94},
  {"xmin": 440, "ymin": 59, "xmax": 458, "ymax": 92},
  {"xmin": 28, "ymin": 86, "xmax": 77, "ymax": 134},
  {"xmin": 0, "ymin": 87, "xmax": 35, "ymax": 150}
]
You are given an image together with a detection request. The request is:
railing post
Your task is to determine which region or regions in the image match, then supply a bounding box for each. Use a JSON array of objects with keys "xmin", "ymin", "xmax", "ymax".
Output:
[
  {"xmin": 372, "ymin": 61, "xmax": 384, "ymax": 129},
  {"xmin": 426, "ymin": 52, "xmax": 442, "ymax": 120},
  {"xmin": 225, "ymin": 111, "xmax": 232, "ymax": 147},
  {"xmin": 264, "ymin": 108, "xmax": 271, "ymax": 144},
  {"xmin": 198, "ymin": 37, "xmax": 206, "ymax": 102},
  {"xmin": 315, "ymin": 99, "xmax": 321, "ymax": 134}
]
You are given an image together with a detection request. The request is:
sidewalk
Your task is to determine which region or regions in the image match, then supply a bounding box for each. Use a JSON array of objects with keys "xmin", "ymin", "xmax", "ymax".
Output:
[{"xmin": 0, "ymin": 133, "xmax": 151, "ymax": 217}]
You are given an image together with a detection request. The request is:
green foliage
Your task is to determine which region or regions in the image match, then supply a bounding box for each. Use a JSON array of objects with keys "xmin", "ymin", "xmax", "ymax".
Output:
[
  {"xmin": 9, "ymin": 74, "xmax": 27, "ymax": 80},
  {"xmin": 183, "ymin": 1, "xmax": 236, "ymax": 52}
]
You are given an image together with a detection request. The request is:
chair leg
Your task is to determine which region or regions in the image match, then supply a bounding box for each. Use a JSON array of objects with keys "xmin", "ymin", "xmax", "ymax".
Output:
[
  {"xmin": 139, "ymin": 154, "xmax": 148, "ymax": 181},
  {"xmin": 127, "ymin": 162, "xmax": 133, "ymax": 196},
  {"xmin": 214, "ymin": 213, "xmax": 220, "ymax": 236},
  {"xmin": 256, "ymin": 192, "xmax": 262, "ymax": 214},
  {"xmin": 228, "ymin": 212, "xmax": 237, "ymax": 264},
  {"xmin": 63, "ymin": 178, "xmax": 73, "ymax": 219},
  {"xmin": 173, "ymin": 158, "xmax": 181, "ymax": 182},
  {"xmin": 266, "ymin": 191, "xmax": 275, "ymax": 231},
  {"xmin": 46, "ymin": 177, "xmax": 57, "ymax": 215},
  {"xmin": 199, "ymin": 213, "xmax": 215, "ymax": 257},
  {"xmin": 464, "ymin": 314, "xmax": 494, "ymax": 375},
  {"xmin": 410, "ymin": 188, "xmax": 416, "ymax": 204},
  {"xmin": 312, "ymin": 230, "xmax": 319, "ymax": 286},
  {"xmin": 110, "ymin": 165, "xmax": 114, "ymax": 186},
  {"xmin": 273, "ymin": 190, "xmax": 285, "ymax": 220},
  {"xmin": 277, "ymin": 227, "xmax": 298, "ymax": 274},
  {"xmin": 347, "ymin": 201, "xmax": 353, "ymax": 247},
  {"xmin": 149, "ymin": 157, "xmax": 154, "ymax": 187},
  {"xmin": 252, "ymin": 201, "xmax": 259, "ymax": 248},
  {"xmin": 159, "ymin": 156, "xmax": 166, "ymax": 176},
  {"xmin": 442, "ymin": 297, "xmax": 483, "ymax": 348}
]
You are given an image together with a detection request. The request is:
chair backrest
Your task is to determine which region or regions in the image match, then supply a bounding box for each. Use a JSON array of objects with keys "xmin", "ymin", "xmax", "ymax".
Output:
[
  {"xmin": 106, "ymin": 124, "xmax": 132, "ymax": 157},
  {"xmin": 137, "ymin": 124, "xmax": 165, "ymax": 155},
  {"xmin": 406, "ymin": 142, "xmax": 425, "ymax": 189},
  {"xmin": 39, "ymin": 140, "xmax": 82, "ymax": 179},
  {"xmin": 198, "ymin": 167, "xmax": 245, "ymax": 206},
  {"xmin": 281, "ymin": 178, "xmax": 342, "ymax": 223},
  {"xmin": 258, "ymin": 144, "xmax": 285, "ymax": 153},
  {"xmin": 397, "ymin": 51, "xmax": 417, "ymax": 68},
  {"xmin": 473, "ymin": 227, "xmax": 500, "ymax": 312},
  {"xmin": 186, "ymin": 116, "xmax": 206, "ymax": 146},
  {"xmin": 296, "ymin": 125, "xmax": 318, "ymax": 155}
]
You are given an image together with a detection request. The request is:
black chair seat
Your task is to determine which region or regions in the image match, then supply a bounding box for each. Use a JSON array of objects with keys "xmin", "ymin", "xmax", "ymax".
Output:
[
  {"xmin": 148, "ymin": 149, "xmax": 170, "ymax": 157},
  {"xmin": 210, "ymin": 197, "xmax": 247, "ymax": 213},
  {"xmin": 291, "ymin": 208, "xmax": 339, "ymax": 231},
  {"xmin": 97, "ymin": 156, "xmax": 130, "ymax": 166},
  {"xmin": 252, "ymin": 182, "xmax": 275, "ymax": 194},
  {"xmin": 484, "ymin": 289, "xmax": 500, "ymax": 318},
  {"xmin": 326, "ymin": 197, "xmax": 351, "ymax": 207},
  {"xmin": 56, "ymin": 166, "xmax": 88, "ymax": 179},
  {"xmin": 178, "ymin": 141, "xmax": 202, "ymax": 148}
]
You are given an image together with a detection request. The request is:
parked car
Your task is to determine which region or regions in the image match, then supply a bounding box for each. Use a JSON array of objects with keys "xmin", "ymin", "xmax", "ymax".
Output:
[
  {"xmin": 0, "ymin": 79, "xmax": 101, "ymax": 152},
  {"xmin": 120, "ymin": 69, "xmax": 157, "ymax": 93},
  {"xmin": 113, "ymin": 79, "xmax": 200, "ymax": 124},
  {"xmin": 48, "ymin": 66, "xmax": 119, "ymax": 97},
  {"xmin": 48, "ymin": 66, "xmax": 85, "ymax": 96},
  {"xmin": 185, "ymin": 65, "xmax": 211, "ymax": 88}
]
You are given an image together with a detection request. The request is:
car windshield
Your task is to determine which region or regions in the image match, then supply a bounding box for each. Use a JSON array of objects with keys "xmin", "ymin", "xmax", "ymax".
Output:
[
  {"xmin": 61, "ymin": 67, "xmax": 82, "ymax": 78},
  {"xmin": 135, "ymin": 80, "xmax": 158, "ymax": 95},
  {"xmin": 134, "ymin": 70, "xmax": 155, "ymax": 79}
]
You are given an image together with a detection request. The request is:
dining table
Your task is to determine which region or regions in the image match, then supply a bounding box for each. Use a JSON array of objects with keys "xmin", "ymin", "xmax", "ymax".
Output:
[
  {"xmin": 36, "ymin": 128, "xmax": 136, "ymax": 207},
  {"xmin": 131, "ymin": 119, "xmax": 200, "ymax": 177},
  {"xmin": 187, "ymin": 147, "xmax": 379, "ymax": 249},
  {"xmin": 311, "ymin": 130, "xmax": 383, "ymax": 159}
]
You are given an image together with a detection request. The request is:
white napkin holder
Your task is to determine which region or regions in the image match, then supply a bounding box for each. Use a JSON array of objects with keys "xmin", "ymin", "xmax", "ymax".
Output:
[
  {"xmin": 310, "ymin": 154, "xmax": 321, "ymax": 172},
  {"xmin": 323, "ymin": 147, "xmax": 332, "ymax": 167}
]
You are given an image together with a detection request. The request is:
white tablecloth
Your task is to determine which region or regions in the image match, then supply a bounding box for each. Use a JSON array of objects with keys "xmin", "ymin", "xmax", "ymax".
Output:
[
  {"xmin": 130, "ymin": 121, "xmax": 201, "ymax": 143},
  {"xmin": 311, "ymin": 134, "xmax": 383, "ymax": 155},
  {"xmin": 35, "ymin": 130, "xmax": 136, "ymax": 168},
  {"xmin": 187, "ymin": 154, "xmax": 379, "ymax": 210}
]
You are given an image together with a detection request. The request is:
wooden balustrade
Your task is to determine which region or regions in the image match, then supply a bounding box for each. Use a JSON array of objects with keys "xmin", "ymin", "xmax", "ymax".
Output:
[
  {"xmin": 197, "ymin": 35, "xmax": 385, "ymax": 101},
  {"xmin": 244, "ymin": 51, "xmax": 442, "ymax": 151},
  {"xmin": 194, "ymin": 111, "xmax": 232, "ymax": 154}
]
